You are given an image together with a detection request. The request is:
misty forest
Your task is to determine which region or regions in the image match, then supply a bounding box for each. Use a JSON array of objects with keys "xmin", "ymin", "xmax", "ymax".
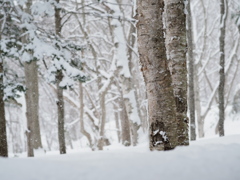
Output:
[{"xmin": 0, "ymin": 0, "xmax": 240, "ymax": 180}]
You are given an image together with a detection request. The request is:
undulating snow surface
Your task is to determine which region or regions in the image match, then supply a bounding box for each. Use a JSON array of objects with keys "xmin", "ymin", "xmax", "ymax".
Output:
[{"xmin": 1, "ymin": 134, "xmax": 240, "ymax": 180}]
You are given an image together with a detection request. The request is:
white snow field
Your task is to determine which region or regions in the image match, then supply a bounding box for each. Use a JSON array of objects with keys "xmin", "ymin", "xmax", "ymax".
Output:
[{"xmin": 0, "ymin": 134, "xmax": 240, "ymax": 180}]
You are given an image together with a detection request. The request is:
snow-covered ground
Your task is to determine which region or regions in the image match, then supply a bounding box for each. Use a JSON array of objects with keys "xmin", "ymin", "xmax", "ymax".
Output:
[{"xmin": 1, "ymin": 134, "xmax": 240, "ymax": 180}]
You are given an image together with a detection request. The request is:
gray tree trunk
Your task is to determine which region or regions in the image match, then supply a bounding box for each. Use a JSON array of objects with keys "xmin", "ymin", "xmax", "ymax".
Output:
[
  {"xmin": 105, "ymin": 6, "xmax": 132, "ymax": 147},
  {"xmin": 116, "ymin": 81, "xmax": 131, "ymax": 146},
  {"xmin": 113, "ymin": 103, "xmax": 121, "ymax": 143},
  {"xmin": 0, "ymin": 60, "xmax": 8, "ymax": 157},
  {"xmin": 56, "ymin": 71, "xmax": 66, "ymax": 154},
  {"xmin": 195, "ymin": 79, "xmax": 205, "ymax": 138},
  {"xmin": 186, "ymin": 0, "xmax": 196, "ymax": 141},
  {"xmin": 137, "ymin": 0, "xmax": 178, "ymax": 151},
  {"xmin": 24, "ymin": 60, "xmax": 42, "ymax": 152},
  {"xmin": 55, "ymin": 0, "xmax": 66, "ymax": 153},
  {"xmin": 97, "ymin": 92, "xmax": 107, "ymax": 150},
  {"xmin": 22, "ymin": 0, "xmax": 42, "ymax": 157},
  {"xmin": 79, "ymin": 84, "xmax": 94, "ymax": 150},
  {"xmin": 165, "ymin": 0, "xmax": 189, "ymax": 145},
  {"xmin": 218, "ymin": 0, "xmax": 227, "ymax": 137}
]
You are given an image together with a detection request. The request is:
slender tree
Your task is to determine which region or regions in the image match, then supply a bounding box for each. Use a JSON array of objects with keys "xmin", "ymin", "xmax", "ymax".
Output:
[
  {"xmin": 0, "ymin": 58, "xmax": 8, "ymax": 157},
  {"xmin": 55, "ymin": 0, "xmax": 66, "ymax": 154},
  {"xmin": 186, "ymin": 0, "xmax": 196, "ymax": 141},
  {"xmin": 137, "ymin": 0, "xmax": 178, "ymax": 151},
  {"xmin": 0, "ymin": 1, "xmax": 8, "ymax": 158},
  {"xmin": 165, "ymin": 0, "xmax": 189, "ymax": 145},
  {"xmin": 218, "ymin": 0, "xmax": 227, "ymax": 137}
]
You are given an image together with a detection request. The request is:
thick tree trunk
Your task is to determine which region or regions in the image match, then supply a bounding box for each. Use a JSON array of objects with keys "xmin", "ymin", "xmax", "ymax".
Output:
[
  {"xmin": 56, "ymin": 71, "xmax": 66, "ymax": 154},
  {"xmin": 22, "ymin": 0, "xmax": 42, "ymax": 157},
  {"xmin": 137, "ymin": 0, "xmax": 178, "ymax": 151},
  {"xmin": 0, "ymin": 60, "xmax": 8, "ymax": 157},
  {"xmin": 186, "ymin": 0, "xmax": 196, "ymax": 141},
  {"xmin": 165, "ymin": 0, "xmax": 189, "ymax": 145},
  {"xmin": 218, "ymin": 0, "xmax": 227, "ymax": 137},
  {"xmin": 24, "ymin": 60, "xmax": 42, "ymax": 152}
]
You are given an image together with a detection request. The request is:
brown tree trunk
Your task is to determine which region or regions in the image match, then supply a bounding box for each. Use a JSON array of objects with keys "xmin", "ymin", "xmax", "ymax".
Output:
[
  {"xmin": 165, "ymin": 0, "xmax": 189, "ymax": 145},
  {"xmin": 0, "ymin": 60, "xmax": 8, "ymax": 157},
  {"xmin": 0, "ymin": 2, "xmax": 8, "ymax": 158},
  {"xmin": 137, "ymin": 0, "xmax": 178, "ymax": 151},
  {"xmin": 218, "ymin": 0, "xmax": 227, "ymax": 137},
  {"xmin": 186, "ymin": 0, "xmax": 196, "ymax": 141}
]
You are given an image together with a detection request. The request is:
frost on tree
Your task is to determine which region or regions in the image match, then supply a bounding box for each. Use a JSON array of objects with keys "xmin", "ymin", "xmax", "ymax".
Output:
[{"xmin": 137, "ymin": 0, "xmax": 178, "ymax": 150}]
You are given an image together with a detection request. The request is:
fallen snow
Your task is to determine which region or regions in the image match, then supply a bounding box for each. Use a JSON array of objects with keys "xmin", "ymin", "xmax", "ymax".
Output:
[{"xmin": 1, "ymin": 134, "xmax": 240, "ymax": 180}]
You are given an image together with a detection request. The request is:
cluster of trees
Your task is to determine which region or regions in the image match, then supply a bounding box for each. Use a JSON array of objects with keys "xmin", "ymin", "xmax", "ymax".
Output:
[
  {"xmin": 137, "ymin": 0, "xmax": 240, "ymax": 150},
  {"xmin": 0, "ymin": 0, "xmax": 240, "ymax": 157},
  {"xmin": 0, "ymin": 0, "xmax": 147, "ymax": 157}
]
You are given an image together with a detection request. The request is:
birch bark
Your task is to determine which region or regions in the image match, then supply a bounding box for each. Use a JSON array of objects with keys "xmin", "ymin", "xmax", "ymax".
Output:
[
  {"xmin": 186, "ymin": 0, "xmax": 196, "ymax": 141},
  {"xmin": 165, "ymin": 0, "xmax": 189, "ymax": 145},
  {"xmin": 137, "ymin": 0, "xmax": 178, "ymax": 150}
]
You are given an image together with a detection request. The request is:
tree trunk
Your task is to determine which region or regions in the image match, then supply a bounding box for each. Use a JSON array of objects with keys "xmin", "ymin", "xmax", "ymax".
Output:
[
  {"xmin": 0, "ymin": 60, "xmax": 8, "ymax": 157},
  {"xmin": 137, "ymin": 0, "xmax": 178, "ymax": 151},
  {"xmin": 56, "ymin": 70, "xmax": 66, "ymax": 154},
  {"xmin": 24, "ymin": 60, "xmax": 42, "ymax": 151},
  {"xmin": 195, "ymin": 79, "xmax": 205, "ymax": 138},
  {"xmin": 186, "ymin": 0, "xmax": 196, "ymax": 141},
  {"xmin": 79, "ymin": 83, "xmax": 94, "ymax": 150},
  {"xmin": 218, "ymin": 0, "xmax": 227, "ymax": 137},
  {"xmin": 113, "ymin": 103, "xmax": 121, "ymax": 143},
  {"xmin": 0, "ymin": 1, "xmax": 8, "ymax": 158},
  {"xmin": 165, "ymin": 0, "xmax": 189, "ymax": 145},
  {"xmin": 55, "ymin": 0, "xmax": 66, "ymax": 154},
  {"xmin": 105, "ymin": 2, "xmax": 137, "ymax": 146},
  {"xmin": 116, "ymin": 81, "xmax": 131, "ymax": 146},
  {"xmin": 97, "ymin": 92, "xmax": 106, "ymax": 150},
  {"xmin": 22, "ymin": 0, "xmax": 42, "ymax": 157}
]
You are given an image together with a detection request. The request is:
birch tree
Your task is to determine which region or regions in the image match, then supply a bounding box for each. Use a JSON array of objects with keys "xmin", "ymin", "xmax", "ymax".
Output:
[
  {"xmin": 165, "ymin": 0, "xmax": 189, "ymax": 145},
  {"xmin": 137, "ymin": 0, "xmax": 178, "ymax": 151},
  {"xmin": 186, "ymin": 0, "xmax": 196, "ymax": 140}
]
